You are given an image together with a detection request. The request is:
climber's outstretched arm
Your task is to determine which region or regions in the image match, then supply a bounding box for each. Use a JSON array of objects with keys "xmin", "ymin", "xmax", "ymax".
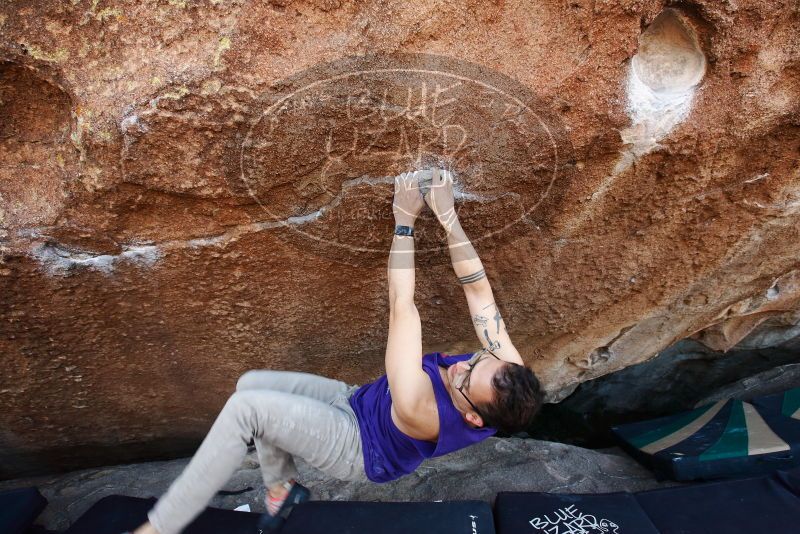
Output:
[
  {"xmin": 385, "ymin": 171, "xmax": 430, "ymax": 422},
  {"xmin": 423, "ymin": 169, "xmax": 524, "ymax": 366}
]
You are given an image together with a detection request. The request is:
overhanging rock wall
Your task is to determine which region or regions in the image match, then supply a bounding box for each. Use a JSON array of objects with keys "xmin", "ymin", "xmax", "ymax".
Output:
[{"xmin": 1, "ymin": 0, "xmax": 798, "ymax": 477}]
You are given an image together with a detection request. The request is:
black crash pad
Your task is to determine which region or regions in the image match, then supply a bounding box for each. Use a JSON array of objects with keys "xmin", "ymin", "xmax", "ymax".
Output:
[
  {"xmin": 62, "ymin": 495, "xmax": 495, "ymax": 534},
  {"xmin": 62, "ymin": 495, "xmax": 260, "ymax": 534},
  {"xmin": 636, "ymin": 468, "xmax": 800, "ymax": 533},
  {"xmin": 281, "ymin": 500, "xmax": 495, "ymax": 534},
  {"xmin": 0, "ymin": 487, "xmax": 48, "ymax": 534}
]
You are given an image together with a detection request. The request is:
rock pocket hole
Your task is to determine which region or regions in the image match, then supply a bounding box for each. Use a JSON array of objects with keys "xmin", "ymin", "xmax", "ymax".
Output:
[{"xmin": 632, "ymin": 9, "xmax": 706, "ymax": 96}]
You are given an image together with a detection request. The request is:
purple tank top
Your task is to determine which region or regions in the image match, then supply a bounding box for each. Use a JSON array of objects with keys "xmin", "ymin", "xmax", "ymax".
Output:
[{"xmin": 348, "ymin": 352, "xmax": 497, "ymax": 483}]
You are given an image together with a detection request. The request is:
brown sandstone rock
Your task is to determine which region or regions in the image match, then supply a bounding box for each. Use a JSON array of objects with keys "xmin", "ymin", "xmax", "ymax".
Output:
[{"xmin": 0, "ymin": 0, "xmax": 798, "ymax": 477}]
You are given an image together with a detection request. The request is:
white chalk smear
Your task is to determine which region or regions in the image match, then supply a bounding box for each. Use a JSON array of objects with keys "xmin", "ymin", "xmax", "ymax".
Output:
[
  {"xmin": 27, "ymin": 170, "xmax": 509, "ymax": 276},
  {"xmin": 32, "ymin": 243, "xmax": 161, "ymax": 276}
]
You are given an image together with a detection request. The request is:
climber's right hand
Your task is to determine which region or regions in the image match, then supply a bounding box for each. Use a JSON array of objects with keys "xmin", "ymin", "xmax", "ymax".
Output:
[{"xmin": 423, "ymin": 168, "xmax": 458, "ymax": 232}]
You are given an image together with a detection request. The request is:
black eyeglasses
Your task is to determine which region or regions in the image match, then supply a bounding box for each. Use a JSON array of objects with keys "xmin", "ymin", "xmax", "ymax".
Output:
[{"xmin": 453, "ymin": 348, "xmax": 501, "ymax": 417}]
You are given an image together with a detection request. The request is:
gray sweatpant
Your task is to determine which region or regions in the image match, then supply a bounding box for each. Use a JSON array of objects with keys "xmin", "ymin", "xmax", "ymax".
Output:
[{"xmin": 147, "ymin": 370, "xmax": 367, "ymax": 534}]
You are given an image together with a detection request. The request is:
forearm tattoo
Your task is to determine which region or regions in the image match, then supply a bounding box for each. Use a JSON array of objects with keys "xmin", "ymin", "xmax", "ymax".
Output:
[
  {"xmin": 483, "ymin": 328, "xmax": 501, "ymax": 350},
  {"xmin": 473, "ymin": 312, "xmax": 501, "ymax": 349},
  {"xmin": 474, "ymin": 301, "xmax": 506, "ymax": 350},
  {"xmin": 458, "ymin": 269, "xmax": 486, "ymax": 285}
]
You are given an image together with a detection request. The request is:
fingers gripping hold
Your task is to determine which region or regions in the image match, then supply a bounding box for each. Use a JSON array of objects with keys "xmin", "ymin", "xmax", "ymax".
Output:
[
  {"xmin": 425, "ymin": 168, "xmax": 453, "ymax": 199},
  {"xmin": 422, "ymin": 168, "xmax": 457, "ymax": 232},
  {"xmin": 394, "ymin": 171, "xmax": 423, "ymax": 194},
  {"xmin": 393, "ymin": 167, "xmax": 456, "ymax": 227},
  {"xmin": 418, "ymin": 168, "xmax": 435, "ymax": 196},
  {"xmin": 393, "ymin": 171, "xmax": 426, "ymax": 222}
]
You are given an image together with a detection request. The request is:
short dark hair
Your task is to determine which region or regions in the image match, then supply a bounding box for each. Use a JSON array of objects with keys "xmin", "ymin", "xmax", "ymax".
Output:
[{"xmin": 476, "ymin": 362, "xmax": 544, "ymax": 434}]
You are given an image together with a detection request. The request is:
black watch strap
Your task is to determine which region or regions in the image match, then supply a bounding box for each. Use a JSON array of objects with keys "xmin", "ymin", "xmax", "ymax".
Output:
[{"xmin": 394, "ymin": 225, "xmax": 414, "ymax": 236}]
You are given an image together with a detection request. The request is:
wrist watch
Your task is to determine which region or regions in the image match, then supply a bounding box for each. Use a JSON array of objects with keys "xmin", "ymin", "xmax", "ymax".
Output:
[{"xmin": 394, "ymin": 225, "xmax": 414, "ymax": 236}]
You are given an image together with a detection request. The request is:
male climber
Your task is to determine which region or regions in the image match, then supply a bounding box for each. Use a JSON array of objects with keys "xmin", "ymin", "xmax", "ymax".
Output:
[{"xmin": 131, "ymin": 168, "xmax": 543, "ymax": 534}]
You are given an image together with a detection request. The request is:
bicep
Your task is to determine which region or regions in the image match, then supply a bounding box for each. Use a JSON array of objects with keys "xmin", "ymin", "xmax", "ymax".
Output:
[
  {"xmin": 463, "ymin": 280, "xmax": 524, "ymax": 365},
  {"xmin": 385, "ymin": 301, "xmax": 429, "ymax": 416}
]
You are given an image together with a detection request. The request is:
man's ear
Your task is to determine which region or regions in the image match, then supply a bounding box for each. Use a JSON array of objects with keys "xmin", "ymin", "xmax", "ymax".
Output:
[{"xmin": 465, "ymin": 411, "xmax": 483, "ymax": 428}]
